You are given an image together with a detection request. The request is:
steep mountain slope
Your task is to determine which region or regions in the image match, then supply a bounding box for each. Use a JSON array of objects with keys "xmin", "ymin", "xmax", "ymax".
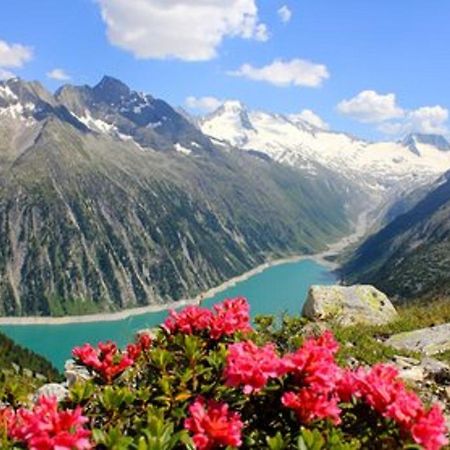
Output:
[
  {"xmin": 200, "ymin": 102, "xmax": 450, "ymax": 207},
  {"xmin": 0, "ymin": 330, "xmax": 59, "ymax": 379},
  {"xmin": 341, "ymin": 171, "xmax": 450, "ymax": 300},
  {"xmin": 0, "ymin": 77, "xmax": 356, "ymax": 317}
]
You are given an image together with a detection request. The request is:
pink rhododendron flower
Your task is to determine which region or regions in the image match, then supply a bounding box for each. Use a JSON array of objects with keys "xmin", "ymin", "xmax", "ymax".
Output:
[
  {"xmin": 356, "ymin": 363, "xmax": 448, "ymax": 449},
  {"xmin": 282, "ymin": 330, "xmax": 341, "ymax": 391},
  {"xmin": 72, "ymin": 340, "xmax": 134, "ymax": 383},
  {"xmin": 163, "ymin": 298, "xmax": 252, "ymax": 340},
  {"xmin": 359, "ymin": 363, "xmax": 400, "ymax": 414},
  {"xmin": 280, "ymin": 331, "xmax": 344, "ymax": 425},
  {"xmin": 411, "ymin": 404, "xmax": 449, "ymax": 450},
  {"xmin": 184, "ymin": 397, "xmax": 243, "ymax": 450},
  {"xmin": 164, "ymin": 305, "xmax": 213, "ymax": 335},
  {"xmin": 209, "ymin": 297, "xmax": 252, "ymax": 339},
  {"xmin": 335, "ymin": 368, "xmax": 365, "ymax": 403},
  {"xmin": 6, "ymin": 396, "xmax": 92, "ymax": 450},
  {"xmin": 385, "ymin": 389, "xmax": 424, "ymax": 429},
  {"xmin": 224, "ymin": 340, "xmax": 284, "ymax": 393},
  {"xmin": 281, "ymin": 388, "xmax": 341, "ymax": 425},
  {"xmin": 138, "ymin": 332, "xmax": 152, "ymax": 350},
  {"xmin": 126, "ymin": 332, "xmax": 153, "ymax": 360}
]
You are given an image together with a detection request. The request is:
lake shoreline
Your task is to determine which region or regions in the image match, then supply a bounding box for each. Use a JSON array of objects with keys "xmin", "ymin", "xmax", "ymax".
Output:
[
  {"xmin": 0, "ymin": 212, "xmax": 367, "ymax": 327},
  {"xmin": 0, "ymin": 253, "xmax": 333, "ymax": 326}
]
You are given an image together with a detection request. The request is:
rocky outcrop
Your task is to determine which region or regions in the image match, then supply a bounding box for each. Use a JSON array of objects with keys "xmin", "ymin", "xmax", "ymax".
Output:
[
  {"xmin": 386, "ymin": 323, "xmax": 450, "ymax": 355},
  {"xmin": 33, "ymin": 383, "xmax": 68, "ymax": 403},
  {"xmin": 302, "ymin": 284, "xmax": 398, "ymax": 326}
]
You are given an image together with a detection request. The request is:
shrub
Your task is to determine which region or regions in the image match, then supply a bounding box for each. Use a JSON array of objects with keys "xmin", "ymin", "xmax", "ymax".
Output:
[{"xmin": 0, "ymin": 297, "xmax": 448, "ymax": 449}]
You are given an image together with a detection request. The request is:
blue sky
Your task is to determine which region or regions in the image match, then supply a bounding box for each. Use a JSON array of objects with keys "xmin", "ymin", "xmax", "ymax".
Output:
[{"xmin": 0, "ymin": 0, "xmax": 449, "ymax": 140}]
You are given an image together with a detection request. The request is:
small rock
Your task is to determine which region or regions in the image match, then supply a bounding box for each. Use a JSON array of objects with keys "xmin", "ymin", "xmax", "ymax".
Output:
[
  {"xmin": 302, "ymin": 285, "xmax": 398, "ymax": 326},
  {"xmin": 35, "ymin": 373, "xmax": 47, "ymax": 382},
  {"xmin": 345, "ymin": 357, "xmax": 360, "ymax": 369},
  {"xmin": 23, "ymin": 368, "xmax": 33, "ymax": 378},
  {"xmin": 298, "ymin": 320, "xmax": 329, "ymax": 338},
  {"xmin": 392, "ymin": 355, "xmax": 420, "ymax": 367},
  {"xmin": 64, "ymin": 359, "xmax": 92, "ymax": 387},
  {"xmin": 136, "ymin": 328, "xmax": 158, "ymax": 340},
  {"xmin": 445, "ymin": 387, "xmax": 450, "ymax": 401},
  {"xmin": 421, "ymin": 357, "xmax": 450, "ymax": 376},
  {"xmin": 397, "ymin": 366, "xmax": 425, "ymax": 383},
  {"xmin": 33, "ymin": 383, "xmax": 68, "ymax": 403},
  {"xmin": 385, "ymin": 324, "xmax": 450, "ymax": 356}
]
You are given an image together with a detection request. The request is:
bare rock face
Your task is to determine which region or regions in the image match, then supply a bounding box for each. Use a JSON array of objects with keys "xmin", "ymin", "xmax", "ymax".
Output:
[
  {"xmin": 386, "ymin": 324, "xmax": 450, "ymax": 356},
  {"xmin": 33, "ymin": 383, "xmax": 68, "ymax": 403},
  {"xmin": 302, "ymin": 284, "xmax": 398, "ymax": 326},
  {"xmin": 64, "ymin": 359, "xmax": 93, "ymax": 387}
]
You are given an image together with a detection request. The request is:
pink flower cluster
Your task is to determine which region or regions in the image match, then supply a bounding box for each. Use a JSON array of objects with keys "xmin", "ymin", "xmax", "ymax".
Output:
[
  {"xmin": 344, "ymin": 364, "xmax": 449, "ymax": 450},
  {"xmin": 184, "ymin": 397, "xmax": 243, "ymax": 450},
  {"xmin": 224, "ymin": 340, "xmax": 285, "ymax": 394},
  {"xmin": 164, "ymin": 297, "xmax": 252, "ymax": 339},
  {"xmin": 281, "ymin": 330, "xmax": 342, "ymax": 425},
  {"xmin": 0, "ymin": 396, "xmax": 92, "ymax": 450},
  {"xmin": 222, "ymin": 330, "xmax": 448, "ymax": 450},
  {"xmin": 72, "ymin": 335, "xmax": 150, "ymax": 383},
  {"xmin": 209, "ymin": 298, "xmax": 252, "ymax": 339},
  {"xmin": 126, "ymin": 333, "xmax": 152, "ymax": 360}
]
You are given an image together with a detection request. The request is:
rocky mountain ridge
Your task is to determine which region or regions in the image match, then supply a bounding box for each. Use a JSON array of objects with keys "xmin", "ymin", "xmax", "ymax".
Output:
[
  {"xmin": 0, "ymin": 76, "xmax": 356, "ymax": 316},
  {"xmin": 200, "ymin": 101, "xmax": 450, "ymax": 211},
  {"xmin": 342, "ymin": 170, "xmax": 450, "ymax": 300}
]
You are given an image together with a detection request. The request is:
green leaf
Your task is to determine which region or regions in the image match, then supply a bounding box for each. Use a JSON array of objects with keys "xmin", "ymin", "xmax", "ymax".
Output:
[
  {"xmin": 266, "ymin": 431, "xmax": 288, "ymax": 450},
  {"xmin": 297, "ymin": 429, "xmax": 325, "ymax": 450}
]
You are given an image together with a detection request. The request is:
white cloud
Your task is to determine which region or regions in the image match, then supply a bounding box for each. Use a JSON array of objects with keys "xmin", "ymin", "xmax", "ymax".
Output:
[
  {"xmin": 229, "ymin": 58, "xmax": 329, "ymax": 87},
  {"xmin": 185, "ymin": 96, "xmax": 223, "ymax": 113},
  {"xmin": 0, "ymin": 68, "xmax": 15, "ymax": 80},
  {"xmin": 97, "ymin": 0, "xmax": 268, "ymax": 61},
  {"xmin": 337, "ymin": 90, "xmax": 404, "ymax": 123},
  {"xmin": 278, "ymin": 5, "xmax": 292, "ymax": 23},
  {"xmin": 0, "ymin": 39, "xmax": 33, "ymax": 68},
  {"xmin": 46, "ymin": 68, "xmax": 71, "ymax": 81},
  {"xmin": 290, "ymin": 109, "xmax": 329, "ymax": 130},
  {"xmin": 379, "ymin": 105, "xmax": 449, "ymax": 136},
  {"xmin": 408, "ymin": 106, "xmax": 448, "ymax": 134},
  {"xmin": 338, "ymin": 90, "xmax": 449, "ymax": 136}
]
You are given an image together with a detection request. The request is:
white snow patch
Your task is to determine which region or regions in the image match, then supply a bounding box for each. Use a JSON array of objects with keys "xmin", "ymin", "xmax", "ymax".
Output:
[
  {"xmin": 75, "ymin": 110, "xmax": 116, "ymax": 134},
  {"xmin": 0, "ymin": 102, "xmax": 35, "ymax": 124},
  {"xmin": 175, "ymin": 143, "xmax": 192, "ymax": 155},
  {"xmin": 0, "ymin": 85, "xmax": 17, "ymax": 100}
]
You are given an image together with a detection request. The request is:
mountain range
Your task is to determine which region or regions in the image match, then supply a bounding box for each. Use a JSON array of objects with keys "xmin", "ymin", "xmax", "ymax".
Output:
[
  {"xmin": 1, "ymin": 76, "xmax": 450, "ymax": 316},
  {"xmin": 0, "ymin": 76, "xmax": 356, "ymax": 316},
  {"xmin": 200, "ymin": 101, "xmax": 450, "ymax": 212}
]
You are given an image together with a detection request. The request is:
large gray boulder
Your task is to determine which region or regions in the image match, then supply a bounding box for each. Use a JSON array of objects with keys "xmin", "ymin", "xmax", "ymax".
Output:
[
  {"xmin": 386, "ymin": 323, "xmax": 450, "ymax": 355},
  {"xmin": 302, "ymin": 284, "xmax": 398, "ymax": 326}
]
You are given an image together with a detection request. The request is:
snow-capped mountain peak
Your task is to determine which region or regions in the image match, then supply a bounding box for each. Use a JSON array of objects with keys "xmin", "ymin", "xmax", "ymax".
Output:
[
  {"xmin": 200, "ymin": 104, "xmax": 450, "ymax": 199},
  {"xmin": 201, "ymin": 100, "xmax": 255, "ymax": 147},
  {"xmin": 402, "ymin": 133, "xmax": 450, "ymax": 154}
]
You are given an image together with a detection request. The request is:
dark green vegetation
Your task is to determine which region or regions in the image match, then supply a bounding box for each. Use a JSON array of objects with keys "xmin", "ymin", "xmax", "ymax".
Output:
[
  {"xmin": 0, "ymin": 329, "xmax": 59, "ymax": 379},
  {"xmin": 0, "ymin": 77, "xmax": 363, "ymax": 316},
  {"xmin": 0, "ymin": 330, "xmax": 60, "ymax": 406},
  {"xmin": 342, "ymin": 171, "xmax": 450, "ymax": 301}
]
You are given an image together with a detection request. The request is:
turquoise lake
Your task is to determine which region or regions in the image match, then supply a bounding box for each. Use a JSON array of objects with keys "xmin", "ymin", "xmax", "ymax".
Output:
[{"xmin": 0, "ymin": 259, "xmax": 336, "ymax": 370}]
